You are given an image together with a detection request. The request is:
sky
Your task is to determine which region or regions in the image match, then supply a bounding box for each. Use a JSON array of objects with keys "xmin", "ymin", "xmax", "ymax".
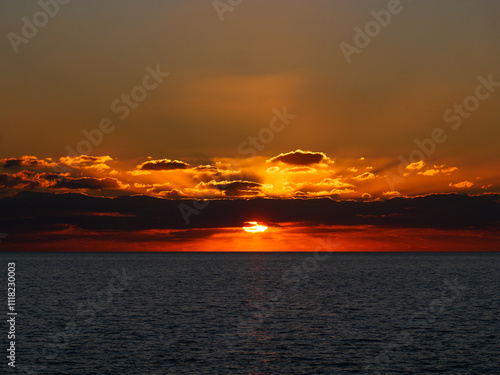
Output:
[{"xmin": 0, "ymin": 0, "xmax": 499, "ymax": 251}]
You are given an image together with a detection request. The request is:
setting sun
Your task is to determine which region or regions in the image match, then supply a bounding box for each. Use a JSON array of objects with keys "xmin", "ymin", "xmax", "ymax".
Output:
[{"xmin": 242, "ymin": 221, "xmax": 268, "ymax": 233}]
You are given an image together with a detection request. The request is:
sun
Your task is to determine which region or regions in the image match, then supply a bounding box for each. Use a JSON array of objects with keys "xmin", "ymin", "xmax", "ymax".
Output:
[{"xmin": 242, "ymin": 221, "xmax": 268, "ymax": 233}]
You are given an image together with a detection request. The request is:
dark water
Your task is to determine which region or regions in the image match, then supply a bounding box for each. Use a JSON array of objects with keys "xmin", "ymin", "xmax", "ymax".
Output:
[{"xmin": 1, "ymin": 252, "xmax": 499, "ymax": 374}]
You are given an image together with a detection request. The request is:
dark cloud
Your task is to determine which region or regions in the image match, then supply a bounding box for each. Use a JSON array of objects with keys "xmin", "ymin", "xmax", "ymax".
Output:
[
  {"xmin": 139, "ymin": 159, "xmax": 190, "ymax": 171},
  {"xmin": 193, "ymin": 165, "xmax": 219, "ymax": 172},
  {"xmin": 0, "ymin": 171, "xmax": 60, "ymax": 189},
  {"xmin": 0, "ymin": 172, "xmax": 36, "ymax": 188},
  {"xmin": 0, "ymin": 171, "xmax": 120, "ymax": 191},
  {"xmin": 52, "ymin": 177, "xmax": 122, "ymax": 190},
  {"xmin": 1, "ymin": 159, "xmax": 23, "ymax": 168},
  {"xmin": 0, "ymin": 156, "xmax": 53, "ymax": 168},
  {"xmin": 1, "ymin": 192, "xmax": 498, "ymax": 236},
  {"xmin": 268, "ymin": 150, "xmax": 327, "ymax": 166},
  {"xmin": 189, "ymin": 166, "xmax": 261, "ymax": 185},
  {"xmin": 207, "ymin": 180, "xmax": 262, "ymax": 197},
  {"xmin": 158, "ymin": 189, "xmax": 186, "ymax": 198}
]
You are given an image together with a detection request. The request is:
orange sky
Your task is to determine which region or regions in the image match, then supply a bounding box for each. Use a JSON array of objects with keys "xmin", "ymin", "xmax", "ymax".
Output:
[
  {"xmin": 1, "ymin": 151, "xmax": 498, "ymax": 199},
  {"xmin": 1, "ymin": 1, "xmax": 499, "ymax": 251},
  {"xmin": 3, "ymin": 224, "xmax": 499, "ymax": 252}
]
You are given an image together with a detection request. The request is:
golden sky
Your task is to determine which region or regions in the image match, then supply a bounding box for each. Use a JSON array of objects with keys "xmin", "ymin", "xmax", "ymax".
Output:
[
  {"xmin": 1, "ymin": 151, "xmax": 499, "ymax": 199},
  {"xmin": 1, "ymin": 1, "xmax": 499, "ymax": 167}
]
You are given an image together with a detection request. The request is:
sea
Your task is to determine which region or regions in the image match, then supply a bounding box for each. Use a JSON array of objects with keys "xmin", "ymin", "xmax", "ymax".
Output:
[{"xmin": 1, "ymin": 252, "xmax": 499, "ymax": 374}]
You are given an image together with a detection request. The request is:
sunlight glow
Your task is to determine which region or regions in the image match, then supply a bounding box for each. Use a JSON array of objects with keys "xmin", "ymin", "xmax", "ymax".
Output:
[{"xmin": 242, "ymin": 221, "xmax": 268, "ymax": 233}]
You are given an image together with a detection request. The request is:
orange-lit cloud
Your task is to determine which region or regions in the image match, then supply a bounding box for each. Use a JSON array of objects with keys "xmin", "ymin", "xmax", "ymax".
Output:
[
  {"xmin": 0, "ymin": 171, "xmax": 55, "ymax": 189},
  {"xmin": 354, "ymin": 172, "xmax": 375, "ymax": 181},
  {"xmin": 406, "ymin": 161, "xmax": 426, "ymax": 170},
  {"xmin": 60, "ymin": 155, "xmax": 113, "ymax": 167},
  {"xmin": 1, "ymin": 152, "xmax": 498, "ymax": 199},
  {"xmin": 383, "ymin": 191, "xmax": 402, "ymax": 197},
  {"xmin": 1, "ymin": 156, "xmax": 56, "ymax": 169},
  {"xmin": 449, "ymin": 181, "xmax": 474, "ymax": 189},
  {"xmin": 418, "ymin": 165, "xmax": 458, "ymax": 176},
  {"xmin": 139, "ymin": 159, "xmax": 191, "ymax": 171}
]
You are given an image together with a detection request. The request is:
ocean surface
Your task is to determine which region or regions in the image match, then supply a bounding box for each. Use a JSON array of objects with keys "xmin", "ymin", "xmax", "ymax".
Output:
[{"xmin": 1, "ymin": 252, "xmax": 499, "ymax": 374}]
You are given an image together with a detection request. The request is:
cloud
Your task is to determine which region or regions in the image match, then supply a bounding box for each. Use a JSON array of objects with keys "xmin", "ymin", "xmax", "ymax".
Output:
[
  {"xmin": 59, "ymin": 155, "xmax": 113, "ymax": 172},
  {"xmin": 353, "ymin": 172, "xmax": 375, "ymax": 181},
  {"xmin": 266, "ymin": 166, "xmax": 281, "ymax": 173},
  {"xmin": 53, "ymin": 177, "xmax": 123, "ymax": 190},
  {"xmin": 419, "ymin": 169, "xmax": 440, "ymax": 176},
  {"xmin": 418, "ymin": 165, "xmax": 458, "ymax": 176},
  {"xmin": 158, "ymin": 189, "xmax": 186, "ymax": 198},
  {"xmin": 292, "ymin": 188, "xmax": 354, "ymax": 197},
  {"xmin": 193, "ymin": 165, "xmax": 220, "ymax": 172},
  {"xmin": 145, "ymin": 183, "xmax": 172, "ymax": 194},
  {"xmin": 278, "ymin": 177, "xmax": 354, "ymax": 198},
  {"xmin": 0, "ymin": 154, "xmax": 494, "ymax": 200},
  {"xmin": 449, "ymin": 181, "xmax": 474, "ymax": 189},
  {"xmin": 60, "ymin": 155, "xmax": 112, "ymax": 166},
  {"xmin": 0, "ymin": 171, "xmax": 37, "ymax": 189},
  {"xmin": 1, "ymin": 193, "xmax": 498, "ymax": 236},
  {"xmin": 441, "ymin": 167, "xmax": 458, "ymax": 174},
  {"xmin": 281, "ymin": 167, "xmax": 318, "ymax": 173},
  {"xmin": 0, "ymin": 156, "xmax": 55, "ymax": 169},
  {"xmin": 204, "ymin": 180, "xmax": 263, "ymax": 197},
  {"xmin": 0, "ymin": 171, "xmax": 60, "ymax": 189},
  {"xmin": 406, "ymin": 161, "xmax": 426, "ymax": 170},
  {"xmin": 187, "ymin": 164, "xmax": 255, "ymax": 184},
  {"xmin": 383, "ymin": 191, "xmax": 402, "ymax": 196},
  {"xmin": 129, "ymin": 170, "xmax": 151, "ymax": 176},
  {"xmin": 139, "ymin": 159, "xmax": 190, "ymax": 171},
  {"xmin": 0, "ymin": 170, "xmax": 123, "ymax": 192},
  {"xmin": 0, "ymin": 155, "xmax": 115, "ymax": 173},
  {"xmin": 267, "ymin": 150, "xmax": 329, "ymax": 166},
  {"xmin": 290, "ymin": 178, "xmax": 353, "ymax": 191},
  {"xmin": 265, "ymin": 165, "xmax": 320, "ymax": 174}
]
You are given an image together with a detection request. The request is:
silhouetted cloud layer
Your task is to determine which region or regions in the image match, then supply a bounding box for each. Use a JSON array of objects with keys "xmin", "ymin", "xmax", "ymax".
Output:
[
  {"xmin": 53, "ymin": 177, "xmax": 122, "ymax": 190},
  {"xmin": 1, "ymin": 192, "xmax": 498, "ymax": 236}
]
